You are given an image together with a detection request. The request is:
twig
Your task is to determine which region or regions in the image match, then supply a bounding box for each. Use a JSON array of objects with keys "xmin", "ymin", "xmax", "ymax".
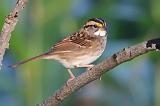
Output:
[
  {"xmin": 38, "ymin": 38, "xmax": 160, "ymax": 106},
  {"xmin": 0, "ymin": 0, "xmax": 28, "ymax": 70}
]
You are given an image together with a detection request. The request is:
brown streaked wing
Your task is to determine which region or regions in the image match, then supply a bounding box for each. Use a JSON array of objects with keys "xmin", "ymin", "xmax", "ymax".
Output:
[
  {"xmin": 49, "ymin": 31, "xmax": 93, "ymax": 53},
  {"xmin": 51, "ymin": 41, "xmax": 82, "ymax": 52}
]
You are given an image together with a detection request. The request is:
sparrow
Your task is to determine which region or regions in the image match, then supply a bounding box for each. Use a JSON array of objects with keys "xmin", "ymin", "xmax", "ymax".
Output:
[{"xmin": 9, "ymin": 18, "xmax": 108, "ymax": 83}]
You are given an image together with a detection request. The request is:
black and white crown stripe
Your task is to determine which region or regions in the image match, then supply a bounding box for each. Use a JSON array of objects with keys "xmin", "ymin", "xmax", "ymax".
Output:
[{"xmin": 88, "ymin": 18, "xmax": 105, "ymax": 25}]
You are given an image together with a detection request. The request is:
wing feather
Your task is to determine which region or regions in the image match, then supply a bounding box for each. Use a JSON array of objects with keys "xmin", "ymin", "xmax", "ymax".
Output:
[{"xmin": 50, "ymin": 30, "xmax": 94, "ymax": 53}]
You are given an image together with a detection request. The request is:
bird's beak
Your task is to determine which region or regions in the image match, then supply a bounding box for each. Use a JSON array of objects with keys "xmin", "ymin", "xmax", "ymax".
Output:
[{"xmin": 102, "ymin": 26, "xmax": 107, "ymax": 32}]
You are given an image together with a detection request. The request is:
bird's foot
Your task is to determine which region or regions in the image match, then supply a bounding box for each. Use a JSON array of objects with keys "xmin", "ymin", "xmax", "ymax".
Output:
[
  {"xmin": 66, "ymin": 68, "xmax": 75, "ymax": 86},
  {"xmin": 86, "ymin": 64, "xmax": 94, "ymax": 70},
  {"xmin": 76, "ymin": 64, "xmax": 94, "ymax": 70},
  {"xmin": 66, "ymin": 76, "xmax": 75, "ymax": 86}
]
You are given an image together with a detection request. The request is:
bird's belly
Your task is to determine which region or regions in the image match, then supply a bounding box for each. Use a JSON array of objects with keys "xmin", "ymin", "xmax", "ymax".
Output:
[
  {"xmin": 72, "ymin": 54, "xmax": 100, "ymax": 66},
  {"xmin": 57, "ymin": 54, "xmax": 101, "ymax": 68},
  {"xmin": 54, "ymin": 49, "xmax": 102, "ymax": 68}
]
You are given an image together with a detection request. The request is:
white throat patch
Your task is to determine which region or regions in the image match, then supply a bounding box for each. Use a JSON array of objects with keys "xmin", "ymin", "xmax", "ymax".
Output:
[{"xmin": 94, "ymin": 30, "xmax": 106, "ymax": 36}]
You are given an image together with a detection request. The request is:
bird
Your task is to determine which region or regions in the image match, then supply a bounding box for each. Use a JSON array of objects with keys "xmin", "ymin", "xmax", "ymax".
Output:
[{"xmin": 9, "ymin": 18, "xmax": 108, "ymax": 83}]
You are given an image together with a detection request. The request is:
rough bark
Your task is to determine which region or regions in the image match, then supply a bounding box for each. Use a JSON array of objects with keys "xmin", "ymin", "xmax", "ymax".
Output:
[{"xmin": 0, "ymin": 0, "xmax": 28, "ymax": 70}]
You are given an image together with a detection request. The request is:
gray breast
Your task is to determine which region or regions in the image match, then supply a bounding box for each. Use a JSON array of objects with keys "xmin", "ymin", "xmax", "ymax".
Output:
[{"xmin": 92, "ymin": 36, "xmax": 107, "ymax": 56}]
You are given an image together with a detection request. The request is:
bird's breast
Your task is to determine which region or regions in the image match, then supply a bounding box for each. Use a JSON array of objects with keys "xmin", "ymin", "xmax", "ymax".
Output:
[{"xmin": 90, "ymin": 36, "xmax": 106, "ymax": 55}]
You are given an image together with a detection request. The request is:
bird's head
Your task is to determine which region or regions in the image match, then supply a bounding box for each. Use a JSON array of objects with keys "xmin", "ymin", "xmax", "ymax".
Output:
[{"xmin": 83, "ymin": 18, "xmax": 107, "ymax": 37}]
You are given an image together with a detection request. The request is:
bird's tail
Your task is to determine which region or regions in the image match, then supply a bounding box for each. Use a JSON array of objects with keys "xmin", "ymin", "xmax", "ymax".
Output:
[{"xmin": 9, "ymin": 52, "xmax": 49, "ymax": 68}]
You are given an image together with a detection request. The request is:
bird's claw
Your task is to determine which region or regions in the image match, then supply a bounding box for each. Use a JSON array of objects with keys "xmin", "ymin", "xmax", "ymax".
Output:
[{"xmin": 66, "ymin": 76, "xmax": 75, "ymax": 86}]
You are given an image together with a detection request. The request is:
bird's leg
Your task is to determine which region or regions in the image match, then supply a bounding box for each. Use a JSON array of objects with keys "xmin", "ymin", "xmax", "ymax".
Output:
[
  {"xmin": 76, "ymin": 64, "xmax": 94, "ymax": 70},
  {"xmin": 66, "ymin": 68, "xmax": 75, "ymax": 85}
]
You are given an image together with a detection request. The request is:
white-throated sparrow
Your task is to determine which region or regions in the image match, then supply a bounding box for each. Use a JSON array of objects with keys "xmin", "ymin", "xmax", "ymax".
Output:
[{"xmin": 9, "ymin": 18, "xmax": 107, "ymax": 83}]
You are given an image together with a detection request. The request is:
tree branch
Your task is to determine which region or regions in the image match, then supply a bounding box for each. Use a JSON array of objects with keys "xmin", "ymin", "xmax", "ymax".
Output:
[
  {"xmin": 0, "ymin": 0, "xmax": 28, "ymax": 70},
  {"xmin": 38, "ymin": 38, "xmax": 160, "ymax": 106}
]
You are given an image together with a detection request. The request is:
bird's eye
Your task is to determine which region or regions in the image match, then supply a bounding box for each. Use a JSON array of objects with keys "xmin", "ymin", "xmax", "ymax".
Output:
[{"xmin": 93, "ymin": 25, "xmax": 98, "ymax": 28}]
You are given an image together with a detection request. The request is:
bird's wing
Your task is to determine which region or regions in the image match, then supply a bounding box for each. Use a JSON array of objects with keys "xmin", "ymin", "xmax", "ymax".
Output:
[{"xmin": 49, "ymin": 31, "xmax": 94, "ymax": 53}]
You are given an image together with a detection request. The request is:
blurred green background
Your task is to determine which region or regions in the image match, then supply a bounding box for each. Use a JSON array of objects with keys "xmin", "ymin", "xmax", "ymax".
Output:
[{"xmin": 0, "ymin": 0, "xmax": 160, "ymax": 106}]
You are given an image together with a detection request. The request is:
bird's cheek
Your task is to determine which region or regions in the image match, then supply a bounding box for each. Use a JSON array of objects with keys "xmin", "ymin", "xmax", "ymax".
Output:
[
  {"xmin": 99, "ymin": 31, "xmax": 106, "ymax": 36},
  {"xmin": 94, "ymin": 30, "xmax": 100, "ymax": 36},
  {"xmin": 94, "ymin": 30, "xmax": 106, "ymax": 36}
]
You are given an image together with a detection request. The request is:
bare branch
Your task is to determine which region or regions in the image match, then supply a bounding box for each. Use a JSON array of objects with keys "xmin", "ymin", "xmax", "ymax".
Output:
[
  {"xmin": 38, "ymin": 38, "xmax": 160, "ymax": 106},
  {"xmin": 0, "ymin": 0, "xmax": 28, "ymax": 70}
]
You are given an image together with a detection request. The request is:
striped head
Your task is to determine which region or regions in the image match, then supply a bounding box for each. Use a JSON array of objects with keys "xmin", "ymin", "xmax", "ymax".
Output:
[{"xmin": 83, "ymin": 18, "xmax": 107, "ymax": 37}]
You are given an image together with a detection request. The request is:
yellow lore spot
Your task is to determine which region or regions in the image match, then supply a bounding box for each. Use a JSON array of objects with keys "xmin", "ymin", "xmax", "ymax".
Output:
[{"xmin": 96, "ymin": 22, "xmax": 103, "ymax": 27}]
